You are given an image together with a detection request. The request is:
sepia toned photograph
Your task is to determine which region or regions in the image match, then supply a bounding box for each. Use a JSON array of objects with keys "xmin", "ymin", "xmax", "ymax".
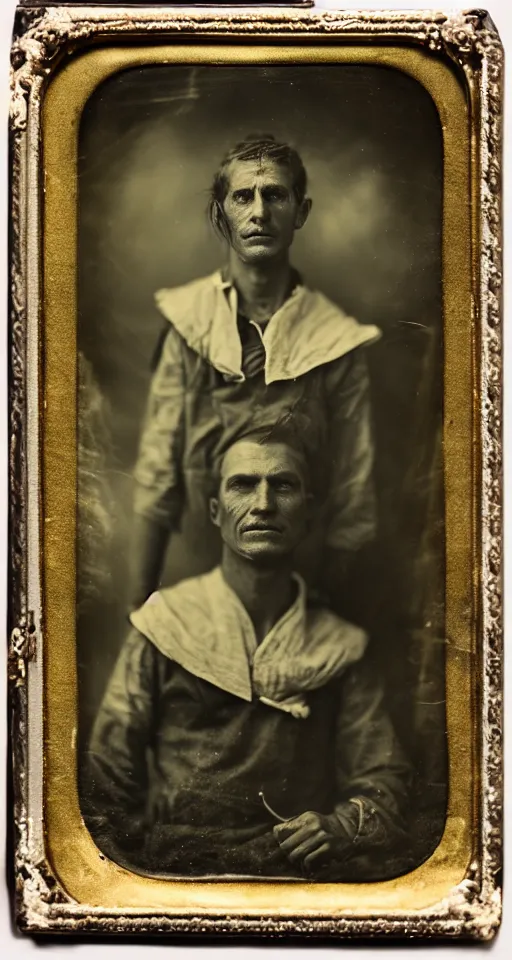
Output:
[
  {"xmin": 76, "ymin": 61, "xmax": 446, "ymax": 882},
  {"xmin": 9, "ymin": 2, "xmax": 502, "ymax": 940}
]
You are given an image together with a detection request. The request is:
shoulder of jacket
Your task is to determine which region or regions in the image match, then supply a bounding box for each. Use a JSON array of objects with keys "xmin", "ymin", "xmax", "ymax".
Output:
[{"xmin": 306, "ymin": 605, "xmax": 368, "ymax": 663}]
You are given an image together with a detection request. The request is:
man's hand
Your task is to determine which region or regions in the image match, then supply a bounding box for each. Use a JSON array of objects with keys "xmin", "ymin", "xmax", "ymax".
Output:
[{"xmin": 273, "ymin": 809, "xmax": 355, "ymax": 872}]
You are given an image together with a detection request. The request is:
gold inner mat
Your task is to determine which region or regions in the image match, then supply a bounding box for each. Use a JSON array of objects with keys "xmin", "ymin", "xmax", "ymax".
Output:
[{"xmin": 43, "ymin": 43, "xmax": 474, "ymax": 913}]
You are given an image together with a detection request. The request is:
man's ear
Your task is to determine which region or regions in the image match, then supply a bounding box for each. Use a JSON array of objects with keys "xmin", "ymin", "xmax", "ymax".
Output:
[
  {"xmin": 213, "ymin": 201, "xmax": 231, "ymax": 243},
  {"xmin": 295, "ymin": 197, "xmax": 312, "ymax": 231},
  {"xmin": 209, "ymin": 496, "xmax": 220, "ymax": 528}
]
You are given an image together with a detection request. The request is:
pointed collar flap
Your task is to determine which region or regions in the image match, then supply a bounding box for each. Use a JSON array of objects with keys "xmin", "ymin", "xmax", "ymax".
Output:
[
  {"xmin": 263, "ymin": 288, "xmax": 380, "ymax": 383},
  {"xmin": 155, "ymin": 272, "xmax": 381, "ymax": 385},
  {"xmin": 130, "ymin": 568, "xmax": 368, "ymax": 708},
  {"xmin": 155, "ymin": 273, "xmax": 244, "ymax": 382},
  {"xmin": 130, "ymin": 569, "xmax": 254, "ymax": 701}
]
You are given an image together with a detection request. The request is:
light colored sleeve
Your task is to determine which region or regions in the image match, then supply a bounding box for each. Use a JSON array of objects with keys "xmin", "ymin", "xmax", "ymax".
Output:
[
  {"xmin": 133, "ymin": 326, "xmax": 186, "ymax": 529},
  {"xmin": 324, "ymin": 348, "xmax": 377, "ymax": 550}
]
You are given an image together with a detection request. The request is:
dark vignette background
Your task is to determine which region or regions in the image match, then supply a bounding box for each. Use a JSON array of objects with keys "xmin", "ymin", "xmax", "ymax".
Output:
[{"xmin": 77, "ymin": 62, "xmax": 446, "ymax": 874}]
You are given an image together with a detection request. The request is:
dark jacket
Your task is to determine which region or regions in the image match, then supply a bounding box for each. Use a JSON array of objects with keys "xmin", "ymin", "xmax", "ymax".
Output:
[{"xmin": 82, "ymin": 576, "xmax": 410, "ymax": 881}]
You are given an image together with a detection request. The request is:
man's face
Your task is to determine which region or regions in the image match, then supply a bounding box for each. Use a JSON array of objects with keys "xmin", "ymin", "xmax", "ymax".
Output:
[
  {"xmin": 210, "ymin": 441, "xmax": 310, "ymax": 563},
  {"xmin": 221, "ymin": 159, "xmax": 310, "ymax": 263}
]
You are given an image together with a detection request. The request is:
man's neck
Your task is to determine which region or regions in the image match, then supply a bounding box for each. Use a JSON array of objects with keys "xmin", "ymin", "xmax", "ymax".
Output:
[
  {"xmin": 228, "ymin": 253, "xmax": 293, "ymax": 325},
  {"xmin": 221, "ymin": 547, "xmax": 297, "ymax": 645}
]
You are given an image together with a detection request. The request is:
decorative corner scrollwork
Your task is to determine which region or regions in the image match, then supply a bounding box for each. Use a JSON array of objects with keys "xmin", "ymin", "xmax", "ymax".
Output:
[
  {"xmin": 440, "ymin": 9, "xmax": 487, "ymax": 58},
  {"xmin": 438, "ymin": 861, "xmax": 499, "ymax": 941},
  {"xmin": 418, "ymin": 9, "xmax": 503, "ymax": 70},
  {"xmin": 16, "ymin": 849, "xmax": 71, "ymax": 931},
  {"xmin": 11, "ymin": 7, "xmax": 59, "ymax": 131},
  {"xmin": 10, "ymin": 5, "xmax": 106, "ymax": 131}
]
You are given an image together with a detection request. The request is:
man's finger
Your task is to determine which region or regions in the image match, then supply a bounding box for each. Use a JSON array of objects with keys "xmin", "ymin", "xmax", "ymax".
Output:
[
  {"xmin": 275, "ymin": 824, "xmax": 320, "ymax": 855},
  {"xmin": 273, "ymin": 816, "xmax": 312, "ymax": 841},
  {"xmin": 303, "ymin": 842, "xmax": 332, "ymax": 868},
  {"xmin": 273, "ymin": 812, "xmax": 320, "ymax": 839},
  {"xmin": 283, "ymin": 831, "xmax": 327, "ymax": 863}
]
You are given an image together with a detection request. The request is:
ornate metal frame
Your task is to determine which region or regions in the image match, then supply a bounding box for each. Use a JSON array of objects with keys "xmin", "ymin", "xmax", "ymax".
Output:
[{"xmin": 9, "ymin": 3, "xmax": 503, "ymax": 940}]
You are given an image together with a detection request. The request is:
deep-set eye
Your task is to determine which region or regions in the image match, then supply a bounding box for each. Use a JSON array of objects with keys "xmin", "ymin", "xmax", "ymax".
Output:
[
  {"xmin": 263, "ymin": 187, "xmax": 288, "ymax": 203},
  {"xmin": 232, "ymin": 190, "xmax": 253, "ymax": 205},
  {"xmin": 274, "ymin": 480, "xmax": 295, "ymax": 493},
  {"xmin": 229, "ymin": 477, "xmax": 256, "ymax": 492}
]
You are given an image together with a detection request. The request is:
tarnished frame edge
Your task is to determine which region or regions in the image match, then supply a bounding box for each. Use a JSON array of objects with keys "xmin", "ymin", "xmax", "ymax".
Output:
[{"xmin": 8, "ymin": 4, "xmax": 503, "ymax": 940}]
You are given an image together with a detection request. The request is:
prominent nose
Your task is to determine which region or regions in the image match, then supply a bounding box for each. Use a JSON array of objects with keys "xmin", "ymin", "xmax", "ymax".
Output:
[
  {"xmin": 253, "ymin": 479, "xmax": 273, "ymax": 512},
  {"xmin": 250, "ymin": 190, "xmax": 270, "ymax": 222}
]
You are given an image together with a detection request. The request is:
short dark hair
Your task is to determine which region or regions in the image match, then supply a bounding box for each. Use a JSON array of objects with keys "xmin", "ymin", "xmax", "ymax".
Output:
[{"xmin": 208, "ymin": 134, "xmax": 308, "ymax": 241}]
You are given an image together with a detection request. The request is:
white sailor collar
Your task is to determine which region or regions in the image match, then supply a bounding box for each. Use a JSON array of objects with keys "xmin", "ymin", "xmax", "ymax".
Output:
[
  {"xmin": 155, "ymin": 271, "xmax": 381, "ymax": 385},
  {"xmin": 130, "ymin": 568, "xmax": 367, "ymax": 719}
]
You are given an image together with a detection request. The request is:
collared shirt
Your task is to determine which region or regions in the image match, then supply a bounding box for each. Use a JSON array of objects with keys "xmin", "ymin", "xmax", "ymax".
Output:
[
  {"xmin": 219, "ymin": 267, "xmax": 301, "ymax": 380},
  {"xmin": 134, "ymin": 270, "xmax": 380, "ymax": 552},
  {"xmin": 131, "ymin": 567, "xmax": 368, "ymax": 718},
  {"xmin": 82, "ymin": 572, "xmax": 410, "ymax": 879}
]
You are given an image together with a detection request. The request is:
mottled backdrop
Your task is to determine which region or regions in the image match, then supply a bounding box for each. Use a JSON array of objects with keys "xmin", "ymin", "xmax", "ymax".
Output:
[{"xmin": 77, "ymin": 63, "xmax": 446, "ymax": 868}]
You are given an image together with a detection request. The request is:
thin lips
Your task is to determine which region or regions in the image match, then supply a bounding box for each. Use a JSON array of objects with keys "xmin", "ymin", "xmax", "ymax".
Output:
[
  {"xmin": 243, "ymin": 522, "xmax": 282, "ymax": 533},
  {"xmin": 243, "ymin": 231, "xmax": 275, "ymax": 239}
]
